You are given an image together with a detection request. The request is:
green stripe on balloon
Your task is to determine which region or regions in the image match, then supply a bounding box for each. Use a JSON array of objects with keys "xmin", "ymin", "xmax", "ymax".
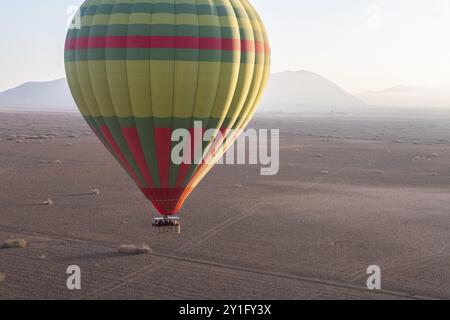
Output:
[
  {"xmin": 103, "ymin": 117, "xmax": 148, "ymax": 187},
  {"xmin": 65, "ymin": 48, "xmax": 261, "ymax": 64},
  {"xmin": 83, "ymin": 116, "xmax": 246, "ymax": 129},
  {"xmin": 83, "ymin": 115, "xmax": 245, "ymax": 189},
  {"xmin": 84, "ymin": 116, "xmax": 150, "ymax": 187},
  {"xmin": 67, "ymin": 24, "xmax": 251, "ymax": 41},
  {"xmin": 80, "ymin": 3, "xmax": 253, "ymax": 19},
  {"xmin": 134, "ymin": 117, "xmax": 161, "ymax": 187}
]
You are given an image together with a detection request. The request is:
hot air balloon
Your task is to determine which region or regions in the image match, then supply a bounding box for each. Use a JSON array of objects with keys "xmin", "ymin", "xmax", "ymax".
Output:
[{"xmin": 65, "ymin": 0, "xmax": 270, "ymax": 232}]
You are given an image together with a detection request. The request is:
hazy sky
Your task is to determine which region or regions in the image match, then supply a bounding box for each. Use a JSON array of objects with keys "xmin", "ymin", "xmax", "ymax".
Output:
[{"xmin": 1, "ymin": 0, "xmax": 449, "ymax": 94}]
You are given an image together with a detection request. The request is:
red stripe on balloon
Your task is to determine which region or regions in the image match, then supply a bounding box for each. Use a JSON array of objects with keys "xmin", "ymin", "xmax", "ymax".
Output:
[
  {"xmin": 65, "ymin": 36, "xmax": 269, "ymax": 53},
  {"xmin": 175, "ymin": 164, "xmax": 191, "ymax": 188},
  {"xmin": 122, "ymin": 127, "xmax": 154, "ymax": 188},
  {"xmin": 174, "ymin": 127, "xmax": 206, "ymax": 188},
  {"xmin": 140, "ymin": 187, "xmax": 187, "ymax": 216},
  {"xmin": 100, "ymin": 125, "xmax": 141, "ymax": 186},
  {"xmin": 154, "ymin": 127, "xmax": 172, "ymax": 189},
  {"xmin": 174, "ymin": 127, "xmax": 194, "ymax": 188}
]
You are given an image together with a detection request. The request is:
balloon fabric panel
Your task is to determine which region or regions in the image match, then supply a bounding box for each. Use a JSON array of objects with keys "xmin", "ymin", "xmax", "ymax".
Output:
[{"xmin": 65, "ymin": 0, "xmax": 270, "ymax": 216}]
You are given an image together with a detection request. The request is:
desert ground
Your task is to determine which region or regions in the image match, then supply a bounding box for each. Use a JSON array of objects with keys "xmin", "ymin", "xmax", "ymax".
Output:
[{"xmin": 0, "ymin": 109, "xmax": 450, "ymax": 300}]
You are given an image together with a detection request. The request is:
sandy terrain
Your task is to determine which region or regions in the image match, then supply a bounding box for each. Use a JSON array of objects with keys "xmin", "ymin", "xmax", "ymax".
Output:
[{"xmin": 0, "ymin": 110, "xmax": 449, "ymax": 300}]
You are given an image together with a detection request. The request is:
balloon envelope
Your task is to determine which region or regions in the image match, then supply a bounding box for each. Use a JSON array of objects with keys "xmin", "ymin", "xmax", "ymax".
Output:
[{"xmin": 65, "ymin": 0, "xmax": 270, "ymax": 216}]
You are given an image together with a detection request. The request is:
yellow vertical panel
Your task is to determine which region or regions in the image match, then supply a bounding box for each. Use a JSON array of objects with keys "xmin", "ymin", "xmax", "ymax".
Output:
[
  {"xmin": 192, "ymin": 0, "xmax": 222, "ymax": 119},
  {"xmin": 150, "ymin": 1, "xmax": 175, "ymax": 119},
  {"xmin": 127, "ymin": 60, "xmax": 153, "ymax": 118},
  {"xmin": 209, "ymin": 62, "xmax": 240, "ymax": 119},
  {"xmin": 76, "ymin": 61, "xmax": 104, "ymax": 118},
  {"xmin": 127, "ymin": 4, "xmax": 153, "ymax": 119},
  {"xmin": 209, "ymin": 0, "xmax": 241, "ymax": 121},
  {"xmin": 193, "ymin": 61, "xmax": 222, "ymax": 118},
  {"xmin": 222, "ymin": 0, "xmax": 255, "ymax": 125},
  {"xmin": 74, "ymin": 0, "xmax": 105, "ymax": 119},
  {"xmin": 236, "ymin": 0, "xmax": 271, "ymax": 128},
  {"xmin": 106, "ymin": 60, "xmax": 134, "ymax": 118},
  {"xmin": 173, "ymin": 60, "xmax": 200, "ymax": 118},
  {"xmin": 151, "ymin": 61, "xmax": 176, "ymax": 118},
  {"xmin": 65, "ymin": 62, "xmax": 90, "ymax": 116},
  {"xmin": 172, "ymin": 7, "xmax": 199, "ymax": 120},
  {"xmin": 87, "ymin": 1, "xmax": 118, "ymax": 117},
  {"xmin": 88, "ymin": 60, "xmax": 117, "ymax": 117}
]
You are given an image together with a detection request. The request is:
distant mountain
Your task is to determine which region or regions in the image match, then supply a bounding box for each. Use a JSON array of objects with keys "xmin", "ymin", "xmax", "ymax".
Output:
[
  {"xmin": 0, "ymin": 71, "xmax": 365, "ymax": 112},
  {"xmin": 359, "ymin": 85, "xmax": 450, "ymax": 108},
  {"xmin": 0, "ymin": 79, "xmax": 75, "ymax": 110},
  {"xmin": 260, "ymin": 70, "xmax": 365, "ymax": 111}
]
